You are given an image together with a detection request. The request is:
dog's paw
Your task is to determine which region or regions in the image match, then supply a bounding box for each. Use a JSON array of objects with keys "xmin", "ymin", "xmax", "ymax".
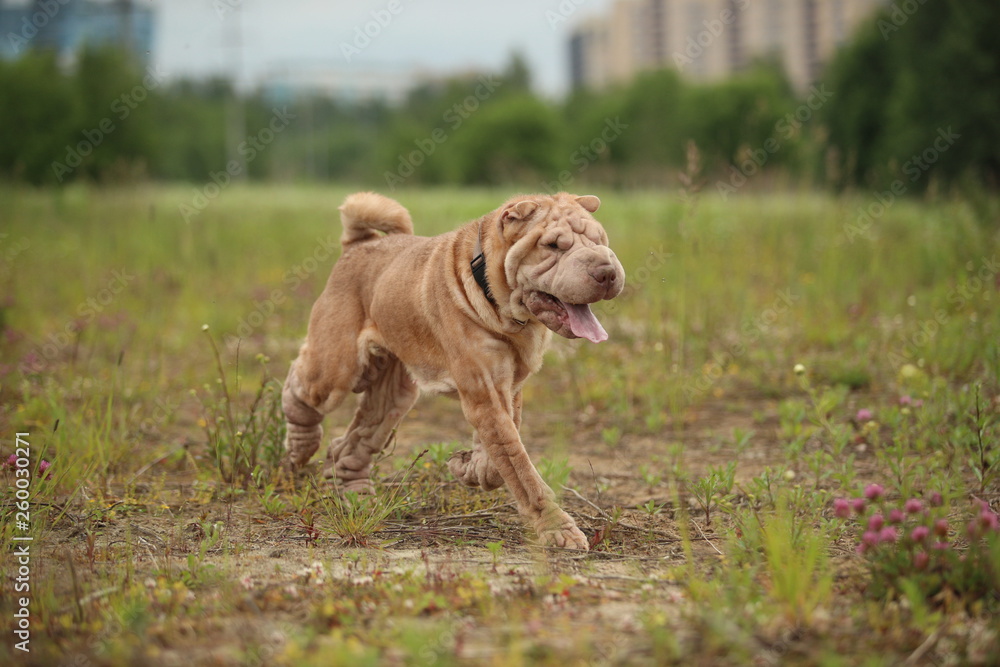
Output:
[
  {"xmin": 536, "ymin": 510, "xmax": 589, "ymax": 550},
  {"xmin": 447, "ymin": 450, "xmax": 476, "ymax": 485},
  {"xmin": 448, "ymin": 449, "xmax": 504, "ymax": 491},
  {"xmin": 283, "ymin": 423, "xmax": 322, "ymax": 467},
  {"xmin": 339, "ymin": 479, "xmax": 376, "ymax": 496}
]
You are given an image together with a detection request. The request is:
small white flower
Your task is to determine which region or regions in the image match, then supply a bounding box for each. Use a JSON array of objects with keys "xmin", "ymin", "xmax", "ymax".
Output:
[
  {"xmin": 793, "ymin": 363, "xmax": 806, "ymax": 376},
  {"xmin": 201, "ymin": 324, "xmax": 210, "ymax": 331}
]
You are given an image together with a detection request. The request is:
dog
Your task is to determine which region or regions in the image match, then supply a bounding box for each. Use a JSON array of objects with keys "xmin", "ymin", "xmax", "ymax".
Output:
[{"xmin": 281, "ymin": 192, "xmax": 625, "ymax": 549}]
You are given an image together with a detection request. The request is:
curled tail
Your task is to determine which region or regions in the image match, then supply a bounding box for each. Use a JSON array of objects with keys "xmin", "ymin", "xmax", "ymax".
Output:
[{"xmin": 339, "ymin": 192, "xmax": 414, "ymax": 247}]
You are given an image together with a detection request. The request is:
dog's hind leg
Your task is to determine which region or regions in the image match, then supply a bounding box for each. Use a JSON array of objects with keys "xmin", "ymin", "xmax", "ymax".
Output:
[
  {"xmin": 325, "ymin": 354, "xmax": 418, "ymax": 494},
  {"xmin": 282, "ymin": 358, "xmax": 350, "ymax": 469}
]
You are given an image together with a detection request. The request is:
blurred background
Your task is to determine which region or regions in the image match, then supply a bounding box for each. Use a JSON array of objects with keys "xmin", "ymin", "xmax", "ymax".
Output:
[{"xmin": 0, "ymin": 0, "xmax": 996, "ymax": 193}]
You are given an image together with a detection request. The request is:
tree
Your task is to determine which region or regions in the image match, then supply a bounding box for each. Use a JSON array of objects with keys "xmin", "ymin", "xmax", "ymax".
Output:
[
  {"xmin": 0, "ymin": 52, "xmax": 80, "ymax": 184},
  {"xmin": 823, "ymin": 0, "xmax": 1000, "ymax": 190}
]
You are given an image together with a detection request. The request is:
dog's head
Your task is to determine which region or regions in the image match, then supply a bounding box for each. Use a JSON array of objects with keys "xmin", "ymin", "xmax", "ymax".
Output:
[{"xmin": 488, "ymin": 192, "xmax": 625, "ymax": 343}]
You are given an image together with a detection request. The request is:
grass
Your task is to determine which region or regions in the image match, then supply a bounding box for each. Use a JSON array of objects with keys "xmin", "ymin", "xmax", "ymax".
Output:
[{"xmin": 0, "ymin": 183, "xmax": 999, "ymax": 665}]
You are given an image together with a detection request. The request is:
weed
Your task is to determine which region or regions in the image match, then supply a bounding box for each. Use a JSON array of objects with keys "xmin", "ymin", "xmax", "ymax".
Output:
[
  {"xmin": 689, "ymin": 461, "xmax": 737, "ymax": 526},
  {"xmin": 761, "ymin": 503, "xmax": 833, "ymax": 625},
  {"xmin": 833, "ymin": 487, "xmax": 1000, "ymax": 606},
  {"xmin": 197, "ymin": 330, "xmax": 285, "ymax": 488},
  {"xmin": 537, "ymin": 455, "xmax": 571, "ymax": 493},
  {"xmin": 314, "ymin": 450, "xmax": 426, "ymax": 547},
  {"xmin": 601, "ymin": 425, "xmax": 623, "ymax": 449},
  {"xmin": 638, "ymin": 462, "xmax": 663, "ymax": 489}
]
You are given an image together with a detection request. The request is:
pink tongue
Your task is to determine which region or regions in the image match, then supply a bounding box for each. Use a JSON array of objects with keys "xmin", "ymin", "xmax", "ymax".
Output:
[{"xmin": 563, "ymin": 302, "xmax": 608, "ymax": 343}]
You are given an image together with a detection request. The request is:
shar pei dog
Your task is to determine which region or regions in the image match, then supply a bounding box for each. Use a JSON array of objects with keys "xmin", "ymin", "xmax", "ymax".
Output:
[{"xmin": 281, "ymin": 192, "xmax": 625, "ymax": 549}]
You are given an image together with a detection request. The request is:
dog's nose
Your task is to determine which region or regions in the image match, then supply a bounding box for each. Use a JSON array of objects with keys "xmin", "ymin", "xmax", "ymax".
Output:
[{"xmin": 590, "ymin": 264, "xmax": 617, "ymax": 288}]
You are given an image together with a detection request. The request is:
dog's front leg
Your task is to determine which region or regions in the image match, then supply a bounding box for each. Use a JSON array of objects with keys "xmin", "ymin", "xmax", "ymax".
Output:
[{"xmin": 457, "ymin": 380, "xmax": 588, "ymax": 550}]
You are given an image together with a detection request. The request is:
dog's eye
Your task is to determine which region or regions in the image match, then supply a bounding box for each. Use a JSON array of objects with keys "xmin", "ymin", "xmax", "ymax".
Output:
[{"xmin": 546, "ymin": 242, "xmax": 560, "ymax": 250}]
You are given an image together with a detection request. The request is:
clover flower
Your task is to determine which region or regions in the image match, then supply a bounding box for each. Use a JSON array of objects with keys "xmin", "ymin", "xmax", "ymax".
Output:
[
  {"xmin": 864, "ymin": 484, "xmax": 884, "ymax": 501},
  {"xmin": 904, "ymin": 499, "xmax": 923, "ymax": 514},
  {"xmin": 878, "ymin": 527, "xmax": 898, "ymax": 543},
  {"xmin": 833, "ymin": 498, "xmax": 851, "ymax": 519}
]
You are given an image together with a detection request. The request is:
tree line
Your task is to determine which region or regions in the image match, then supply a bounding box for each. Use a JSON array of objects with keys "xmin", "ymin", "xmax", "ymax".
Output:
[{"xmin": 0, "ymin": 1, "xmax": 996, "ymax": 193}]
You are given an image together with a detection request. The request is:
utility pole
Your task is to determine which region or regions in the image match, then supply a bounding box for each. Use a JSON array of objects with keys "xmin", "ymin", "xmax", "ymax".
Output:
[{"xmin": 224, "ymin": 2, "xmax": 246, "ymax": 181}]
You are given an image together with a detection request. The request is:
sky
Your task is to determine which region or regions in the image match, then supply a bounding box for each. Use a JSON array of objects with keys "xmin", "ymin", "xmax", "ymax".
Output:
[{"xmin": 150, "ymin": 0, "xmax": 613, "ymax": 97}]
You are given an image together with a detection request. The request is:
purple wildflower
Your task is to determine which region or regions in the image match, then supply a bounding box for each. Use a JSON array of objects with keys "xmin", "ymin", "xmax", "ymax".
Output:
[
  {"xmin": 933, "ymin": 519, "xmax": 949, "ymax": 538},
  {"xmin": 851, "ymin": 498, "xmax": 867, "ymax": 514},
  {"xmin": 856, "ymin": 409, "xmax": 873, "ymax": 422},
  {"xmin": 878, "ymin": 527, "xmax": 898, "ymax": 543},
  {"xmin": 864, "ymin": 484, "xmax": 884, "ymax": 501},
  {"xmin": 868, "ymin": 514, "xmax": 885, "ymax": 531},
  {"xmin": 888, "ymin": 509, "xmax": 905, "ymax": 524},
  {"xmin": 904, "ymin": 499, "xmax": 923, "ymax": 514},
  {"xmin": 833, "ymin": 498, "xmax": 851, "ymax": 519},
  {"xmin": 929, "ymin": 492, "xmax": 943, "ymax": 507},
  {"xmin": 910, "ymin": 526, "xmax": 930, "ymax": 542},
  {"xmin": 913, "ymin": 551, "xmax": 929, "ymax": 571},
  {"xmin": 899, "ymin": 395, "xmax": 912, "ymax": 406},
  {"xmin": 860, "ymin": 530, "xmax": 880, "ymax": 551}
]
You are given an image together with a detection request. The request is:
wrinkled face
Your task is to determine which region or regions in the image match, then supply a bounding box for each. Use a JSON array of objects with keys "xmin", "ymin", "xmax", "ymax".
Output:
[{"xmin": 500, "ymin": 193, "xmax": 625, "ymax": 343}]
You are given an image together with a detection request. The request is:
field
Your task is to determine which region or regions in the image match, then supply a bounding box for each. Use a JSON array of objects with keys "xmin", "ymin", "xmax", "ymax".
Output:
[{"xmin": 1, "ymin": 184, "xmax": 999, "ymax": 666}]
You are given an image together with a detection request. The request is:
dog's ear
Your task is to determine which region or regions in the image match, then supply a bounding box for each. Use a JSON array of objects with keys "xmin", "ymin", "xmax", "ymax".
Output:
[
  {"xmin": 575, "ymin": 195, "xmax": 601, "ymax": 213},
  {"xmin": 502, "ymin": 200, "xmax": 539, "ymax": 222}
]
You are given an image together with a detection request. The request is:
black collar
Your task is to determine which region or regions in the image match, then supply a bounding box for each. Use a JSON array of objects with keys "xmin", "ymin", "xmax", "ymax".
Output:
[
  {"xmin": 470, "ymin": 222, "xmax": 526, "ymax": 325},
  {"xmin": 470, "ymin": 221, "xmax": 495, "ymax": 305}
]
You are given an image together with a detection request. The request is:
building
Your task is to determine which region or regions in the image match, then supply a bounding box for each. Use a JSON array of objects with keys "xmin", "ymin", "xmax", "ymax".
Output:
[
  {"xmin": 0, "ymin": 0, "xmax": 154, "ymax": 65},
  {"xmin": 570, "ymin": 0, "xmax": 887, "ymax": 91}
]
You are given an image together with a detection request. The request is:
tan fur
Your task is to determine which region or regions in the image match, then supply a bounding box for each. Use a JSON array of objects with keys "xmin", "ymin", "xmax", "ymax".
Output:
[{"xmin": 282, "ymin": 192, "xmax": 625, "ymax": 549}]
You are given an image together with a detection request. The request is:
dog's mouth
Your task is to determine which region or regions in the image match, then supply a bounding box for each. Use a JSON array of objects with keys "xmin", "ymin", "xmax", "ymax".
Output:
[{"xmin": 525, "ymin": 291, "xmax": 608, "ymax": 343}]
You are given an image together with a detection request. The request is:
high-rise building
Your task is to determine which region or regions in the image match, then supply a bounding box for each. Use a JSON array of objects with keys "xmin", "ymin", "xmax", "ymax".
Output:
[
  {"xmin": 570, "ymin": 0, "xmax": 887, "ymax": 91},
  {"xmin": 0, "ymin": 0, "xmax": 155, "ymax": 65}
]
